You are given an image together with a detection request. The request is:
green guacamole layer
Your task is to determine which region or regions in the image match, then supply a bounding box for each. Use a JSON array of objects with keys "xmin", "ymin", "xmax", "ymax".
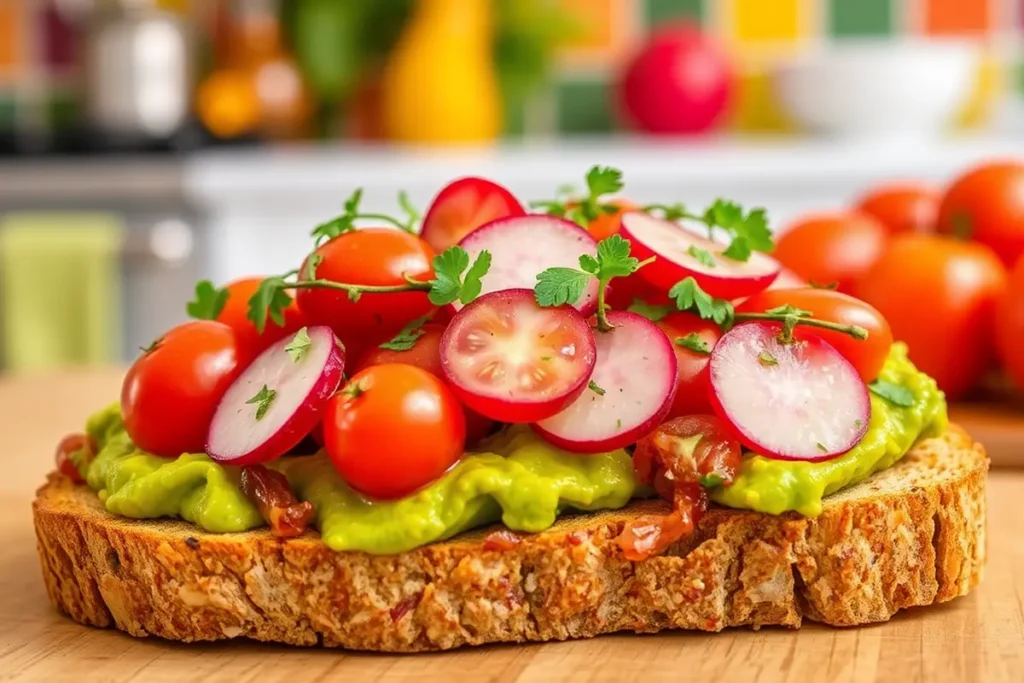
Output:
[{"xmin": 80, "ymin": 343, "xmax": 945, "ymax": 555}]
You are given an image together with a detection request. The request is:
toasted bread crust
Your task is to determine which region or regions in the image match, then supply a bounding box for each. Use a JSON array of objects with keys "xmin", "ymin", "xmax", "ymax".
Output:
[{"xmin": 32, "ymin": 426, "xmax": 987, "ymax": 652}]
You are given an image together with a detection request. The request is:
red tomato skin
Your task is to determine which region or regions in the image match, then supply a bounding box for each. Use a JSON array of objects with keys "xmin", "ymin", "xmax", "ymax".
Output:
[
  {"xmin": 655, "ymin": 313, "xmax": 722, "ymax": 418},
  {"xmin": 121, "ymin": 321, "xmax": 244, "ymax": 456},
  {"xmin": 774, "ymin": 212, "xmax": 888, "ymax": 294},
  {"xmin": 421, "ymin": 177, "xmax": 525, "ymax": 253},
  {"xmin": 855, "ymin": 184, "xmax": 939, "ymax": 235},
  {"xmin": 217, "ymin": 277, "xmax": 306, "ymax": 359},
  {"xmin": 937, "ymin": 161, "xmax": 1024, "ymax": 266},
  {"xmin": 737, "ymin": 288, "xmax": 893, "ymax": 382},
  {"xmin": 619, "ymin": 23, "xmax": 733, "ymax": 134},
  {"xmin": 995, "ymin": 255, "xmax": 1024, "ymax": 392},
  {"xmin": 323, "ymin": 365, "xmax": 466, "ymax": 500},
  {"xmin": 296, "ymin": 229, "xmax": 436, "ymax": 360},
  {"xmin": 55, "ymin": 433, "xmax": 96, "ymax": 483}
]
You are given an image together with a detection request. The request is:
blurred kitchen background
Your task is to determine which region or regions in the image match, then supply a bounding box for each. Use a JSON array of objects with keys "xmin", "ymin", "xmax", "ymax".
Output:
[{"xmin": 1, "ymin": 0, "xmax": 1024, "ymax": 371}]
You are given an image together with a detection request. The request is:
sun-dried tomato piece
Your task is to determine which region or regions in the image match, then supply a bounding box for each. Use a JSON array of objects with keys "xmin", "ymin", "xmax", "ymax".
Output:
[
  {"xmin": 482, "ymin": 529, "xmax": 522, "ymax": 551},
  {"xmin": 54, "ymin": 433, "xmax": 98, "ymax": 483},
  {"xmin": 239, "ymin": 465, "xmax": 315, "ymax": 538},
  {"xmin": 618, "ymin": 482, "xmax": 706, "ymax": 561}
]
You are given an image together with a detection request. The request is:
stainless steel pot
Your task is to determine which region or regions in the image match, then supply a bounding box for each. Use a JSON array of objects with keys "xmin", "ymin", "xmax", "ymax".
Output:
[{"xmin": 83, "ymin": 0, "xmax": 191, "ymax": 143}]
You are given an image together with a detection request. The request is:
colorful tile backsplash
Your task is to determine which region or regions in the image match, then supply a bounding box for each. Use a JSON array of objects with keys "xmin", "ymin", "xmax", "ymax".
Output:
[{"xmin": 546, "ymin": 0, "xmax": 1020, "ymax": 135}]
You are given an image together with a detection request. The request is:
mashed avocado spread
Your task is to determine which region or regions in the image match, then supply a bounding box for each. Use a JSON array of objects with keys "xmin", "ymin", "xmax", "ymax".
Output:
[{"xmin": 81, "ymin": 344, "xmax": 945, "ymax": 554}]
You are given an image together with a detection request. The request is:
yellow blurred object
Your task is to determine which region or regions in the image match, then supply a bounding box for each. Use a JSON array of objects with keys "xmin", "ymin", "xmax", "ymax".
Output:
[
  {"xmin": 956, "ymin": 51, "xmax": 1001, "ymax": 129},
  {"xmin": 381, "ymin": 0, "xmax": 501, "ymax": 145},
  {"xmin": 731, "ymin": 67, "xmax": 796, "ymax": 134},
  {"xmin": 196, "ymin": 69, "xmax": 261, "ymax": 139},
  {"xmin": 0, "ymin": 214, "xmax": 123, "ymax": 372}
]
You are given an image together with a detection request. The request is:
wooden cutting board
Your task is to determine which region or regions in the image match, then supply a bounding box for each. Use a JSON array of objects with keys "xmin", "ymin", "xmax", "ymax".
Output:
[
  {"xmin": 2, "ymin": 369, "xmax": 1023, "ymax": 682},
  {"xmin": 950, "ymin": 380, "xmax": 1024, "ymax": 468}
]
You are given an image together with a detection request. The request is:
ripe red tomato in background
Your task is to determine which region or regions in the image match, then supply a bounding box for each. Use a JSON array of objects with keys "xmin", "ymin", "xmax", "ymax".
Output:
[
  {"xmin": 937, "ymin": 161, "xmax": 1024, "ymax": 266},
  {"xmin": 854, "ymin": 184, "xmax": 939, "ymax": 235},
  {"xmin": 323, "ymin": 364, "xmax": 466, "ymax": 500},
  {"xmin": 774, "ymin": 212, "xmax": 888, "ymax": 294},
  {"xmin": 856, "ymin": 235, "xmax": 1007, "ymax": 400},
  {"xmin": 619, "ymin": 23, "xmax": 733, "ymax": 135},
  {"xmin": 217, "ymin": 277, "xmax": 306, "ymax": 359},
  {"xmin": 995, "ymin": 254, "xmax": 1024, "ymax": 392},
  {"xmin": 121, "ymin": 321, "xmax": 244, "ymax": 456},
  {"xmin": 296, "ymin": 228, "xmax": 436, "ymax": 360},
  {"xmin": 655, "ymin": 313, "xmax": 722, "ymax": 418}
]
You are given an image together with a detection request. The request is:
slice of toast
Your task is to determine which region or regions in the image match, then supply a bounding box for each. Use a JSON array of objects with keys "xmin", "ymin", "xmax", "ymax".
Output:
[{"xmin": 32, "ymin": 425, "xmax": 988, "ymax": 653}]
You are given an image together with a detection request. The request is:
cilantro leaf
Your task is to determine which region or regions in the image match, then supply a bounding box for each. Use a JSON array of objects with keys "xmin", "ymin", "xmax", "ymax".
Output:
[
  {"xmin": 706, "ymin": 199, "xmax": 743, "ymax": 230},
  {"xmin": 721, "ymin": 238, "xmax": 752, "ymax": 262},
  {"xmin": 246, "ymin": 277, "xmax": 294, "ymax": 333},
  {"xmin": 686, "ymin": 245, "xmax": 716, "ymax": 269},
  {"xmin": 676, "ymin": 333, "xmax": 711, "ymax": 354},
  {"xmin": 628, "ymin": 298, "xmax": 673, "ymax": 322},
  {"xmin": 579, "ymin": 253, "xmax": 600, "ymax": 274},
  {"xmin": 668, "ymin": 277, "xmax": 734, "ymax": 327},
  {"xmin": 245, "ymin": 384, "xmax": 277, "ymax": 421},
  {"xmin": 311, "ymin": 188, "xmax": 363, "ymax": 245},
  {"xmin": 284, "ymin": 327, "xmax": 312, "ymax": 362},
  {"xmin": 460, "ymin": 250, "xmax": 491, "ymax": 304},
  {"xmin": 642, "ymin": 203, "xmax": 689, "ymax": 221},
  {"xmin": 428, "ymin": 246, "xmax": 492, "ymax": 306},
  {"xmin": 588, "ymin": 380, "xmax": 606, "ymax": 396},
  {"xmin": 595, "ymin": 234, "xmax": 639, "ymax": 278},
  {"xmin": 535, "ymin": 267, "xmax": 591, "ymax": 307},
  {"xmin": 868, "ymin": 380, "xmax": 914, "ymax": 407},
  {"xmin": 585, "ymin": 166, "xmax": 624, "ymax": 198},
  {"xmin": 379, "ymin": 316, "xmax": 430, "ymax": 352},
  {"xmin": 701, "ymin": 200, "xmax": 773, "ymax": 262},
  {"xmin": 186, "ymin": 280, "xmax": 229, "ymax": 320}
]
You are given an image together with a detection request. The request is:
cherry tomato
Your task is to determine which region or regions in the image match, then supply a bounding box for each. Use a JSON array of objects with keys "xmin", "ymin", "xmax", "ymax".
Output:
[
  {"xmin": 573, "ymin": 199, "xmax": 637, "ymax": 241},
  {"xmin": 737, "ymin": 288, "xmax": 893, "ymax": 382},
  {"xmin": 323, "ymin": 364, "xmax": 466, "ymax": 500},
  {"xmin": 296, "ymin": 228, "xmax": 436, "ymax": 361},
  {"xmin": 995, "ymin": 255, "xmax": 1024, "ymax": 392},
  {"xmin": 854, "ymin": 184, "xmax": 939, "ymax": 235},
  {"xmin": 938, "ymin": 161, "xmax": 1024, "ymax": 266},
  {"xmin": 353, "ymin": 322, "xmax": 496, "ymax": 446},
  {"xmin": 217, "ymin": 277, "xmax": 306, "ymax": 359},
  {"xmin": 420, "ymin": 177, "xmax": 525, "ymax": 253},
  {"xmin": 121, "ymin": 321, "xmax": 244, "ymax": 456},
  {"xmin": 55, "ymin": 433, "xmax": 97, "ymax": 483},
  {"xmin": 654, "ymin": 313, "xmax": 722, "ymax": 418},
  {"xmin": 857, "ymin": 235, "xmax": 1008, "ymax": 400},
  {"xmin": 774, "ymin": 212, "xmax": 888, "ymax": 294}
]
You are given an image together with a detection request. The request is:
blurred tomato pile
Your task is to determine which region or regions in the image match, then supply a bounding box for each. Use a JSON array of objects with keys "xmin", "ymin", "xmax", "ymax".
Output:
[{"xmin": 773, "ymin": 160, "xmax": 1024, "ymax": 402}]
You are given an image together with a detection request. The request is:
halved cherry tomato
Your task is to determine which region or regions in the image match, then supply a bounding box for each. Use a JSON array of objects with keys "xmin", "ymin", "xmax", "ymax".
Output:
[
  {"xmin": 55, "ymin": 433, "xmax": 97, "ymax": 483},
  {"xmin": 420, "ymin": 177, "xmax": 525, "ymax": 253},
  {"xmin": 856, "ymin": 235, "xmax": 1008, "ymax": 400},
  {"xmin": 323, "ymin": 364, "xmax": 466, "ymax": 500},
  {"xmin": 121, "ymin": 321, "xmax": 244, "ymax": 456},
  {"xmin": 296, "ymin": 228, "xmax": 436, "ymax": 361},
  {"xmin": 353, "ymin": 322, "xmax": 496, "ymax": 446},
  {"xmin": 654, "ymin": 312, "xmax": 722, "ymax": 418},
  {"xmin": 938, "ymin": 161, "xmax": 1024, "ymax": 266},
  {"xmin": 737, "ymin": 288, "xmax": 893, "ymax": 382},
  {"xmin": 854, "ymin": 183, "xmax": 939, "ymax": 235},
  {"xmin": 217, "ymin": 277, "xmax": 306, "ymax": 359},
  {"xmin": 774, "ymin": 212, "xmax": 888, "ymax": 294},
  {"xmin": 995, "ymin": 254, "xmax": 1024, "ymax": 392},
  {"xmin": 439, "ymin": 289, "xmax": 597, "ymax": 423}
]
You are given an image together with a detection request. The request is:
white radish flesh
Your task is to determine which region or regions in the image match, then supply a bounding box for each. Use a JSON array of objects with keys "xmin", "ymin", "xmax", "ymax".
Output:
[
  {"xmin": 456, "ymin": 214, "xmax": 600, "ymax": 315},
  {"xmin": 708, "ymin": 321, "xmax": 870, "ymax": 461},
  {"xmin": 207, "ymin": 326, "xmax": 345, "ymax": 465},
  {"xmin": 532, "ymin": 311, "xmax": 678, "ymax": 453}
]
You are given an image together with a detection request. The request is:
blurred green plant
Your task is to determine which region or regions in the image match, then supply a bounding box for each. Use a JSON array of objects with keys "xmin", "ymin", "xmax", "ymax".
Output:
[{"xmin": 285, "ymin": 0, "xmax": 574, "ymax": 137}]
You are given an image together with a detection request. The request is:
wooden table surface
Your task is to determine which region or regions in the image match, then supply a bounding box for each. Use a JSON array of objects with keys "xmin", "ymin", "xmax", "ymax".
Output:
[{"xmin": 2, "ymin": 369, "xmax": 1023, "ymax": 683}]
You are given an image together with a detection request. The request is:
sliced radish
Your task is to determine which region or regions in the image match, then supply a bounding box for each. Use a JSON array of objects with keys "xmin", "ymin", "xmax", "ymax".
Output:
[
  {"xmin": 532, "ymin": 311, "xmax": 678, "ymax": 453},
  {"xmin": 456, "ymin": 215, "xmax": 599, "ymax": 315},
  {"xmin": 421, "ymin": 176, "xmax": 526, "ymax": 253},
  {"xmin": 708, "ymin": 321, "xmax": 870, "ymax": 461},
  {"xmin": 620, "ymin": 211, "xmax": 780, "ymax": 299},
  {"xmin": 440, "ymin": 289, "xmax": 597, "ymax": 423},
  {"xmin": 207, "ymin": 326, "xmax": 345, "ymax": 465}
]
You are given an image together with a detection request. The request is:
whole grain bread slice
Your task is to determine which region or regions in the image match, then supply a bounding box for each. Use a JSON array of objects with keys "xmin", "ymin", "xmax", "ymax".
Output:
[{"xmin": 32, "ymin": 424, "xmax": 987, "ymax": 652}]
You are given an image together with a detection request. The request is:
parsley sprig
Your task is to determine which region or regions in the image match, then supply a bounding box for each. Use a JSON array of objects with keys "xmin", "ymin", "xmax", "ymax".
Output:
[
  {"xmin": 311, "ymin": 188, "xmax": 421, "ymax": 245},
  {"xmin": 186, "ymin": 280, "xmax": 229, "ymax": 320},
  {"xmin": 534, "ymin": 234, "xmax": 654, "ymax": 332},
  {"xmin": 530, "ymin": 166, "xmax": 625, "ymax": 228},
  {"xmin": 379, "ymin": 316, "xmax": 430, "ymax": 352},
  {"xmin": 643, "ymin": 199, "xmax": 774, "ymax": 263},
  {"xmin": 247, "ymin": 245, "xmax": 491, "ymax": 333}
]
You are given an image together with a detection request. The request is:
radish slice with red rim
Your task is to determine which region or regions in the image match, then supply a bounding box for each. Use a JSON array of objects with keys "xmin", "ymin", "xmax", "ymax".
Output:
[
  {"xmin": 420, "ymin": 176, "xmax": 526, "ymax": 253},
  {"xmin": 207, "ymin": 326, "xmax": 345, "ymax": 465},
  {"xmin": 455, "ymin": 215, "xmax": 599, "ymax": 315},
  {"xmin": 440, "ymin": 289, "xmax": 597, "ymax": 423},
  {"xmin": 532, "ymin": 311, "xmax": 678, "ymax": 453},
  {"xmin": 708, "ymin": 321, "xmax": 870, "ymax": 461},
  {"xmin": 620, "ymin": 211, "xmax": 780, "ymax": 299}
]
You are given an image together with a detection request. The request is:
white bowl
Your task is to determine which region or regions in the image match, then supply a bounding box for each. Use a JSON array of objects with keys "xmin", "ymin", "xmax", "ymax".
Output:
[{"xmin": 772, "ymin": 41, "xmax": 979, "ymax": 138}]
